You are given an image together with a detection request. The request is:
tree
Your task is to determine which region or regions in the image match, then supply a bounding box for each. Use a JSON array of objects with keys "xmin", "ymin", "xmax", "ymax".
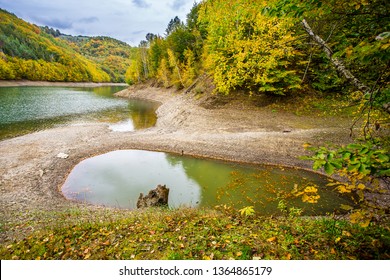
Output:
[
  {"xmin": 199, "ymin": 0, "xmax": 302, "ymax": 95},
  {"xmin": 266, "ymin": 0, "xmax": 390, "ymax": 225},
  {"xmin": 165, "ymin": 16, "xmax": 183, "ymax": 36},
  {"xmin": 146, "ymin": 33, "xmax": 158, "ymax": 43},
  {"xmin": 268, "ymin": 0, "xmax": 389, "ymax": 114}
]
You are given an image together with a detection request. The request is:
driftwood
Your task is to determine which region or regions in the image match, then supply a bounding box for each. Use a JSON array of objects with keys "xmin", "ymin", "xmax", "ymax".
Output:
[{"xmin": 136, "ymin": 184, "xmax": 169, "ymax": 208}]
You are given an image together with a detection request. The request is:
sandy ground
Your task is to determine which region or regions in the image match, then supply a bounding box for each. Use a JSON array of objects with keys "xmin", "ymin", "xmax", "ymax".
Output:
[{"xmin": 0, "ymin": 85, "xmax": 358, "ymax": 242}]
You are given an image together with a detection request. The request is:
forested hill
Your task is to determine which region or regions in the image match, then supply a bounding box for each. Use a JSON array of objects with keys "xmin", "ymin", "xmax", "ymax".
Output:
[
  {"xmin": 127, "ymin": 0, "xmax": 389, "ymax": 103},
  {"xmin": 0, "ymin": 9, "xmax": 132, "ymax": 82},
  {"xmin": 61, "ymin": 35, "xmax": 135, "ymax": 83}
]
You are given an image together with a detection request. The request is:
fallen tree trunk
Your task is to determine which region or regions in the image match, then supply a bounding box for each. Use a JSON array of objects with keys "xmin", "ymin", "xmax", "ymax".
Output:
[
  {"xmin": 301, "ymin": 19, "xmax": 390, "ymax": 114},
  {"xmin": 301, "ymin": 19, "xmax": 369, "ymax": 93}
]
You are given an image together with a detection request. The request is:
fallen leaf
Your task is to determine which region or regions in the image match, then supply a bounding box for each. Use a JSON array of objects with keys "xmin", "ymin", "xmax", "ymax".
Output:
[
  {"xmin": 342, "ymin": 231, "xmax": 351, "ymax": 237},
  {"xmin": 267, "ymin": 237, "xmax": 277, "ymax": 243},
  {"xmin": 310, "ymin": 248, "xmax": 318, "ymax": 254}
]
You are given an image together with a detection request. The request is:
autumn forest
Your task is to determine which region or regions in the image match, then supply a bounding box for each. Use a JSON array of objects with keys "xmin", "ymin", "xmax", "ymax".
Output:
[{"xmin": 0, "ymin": 0, "xmax": 390, "ymax": 261}]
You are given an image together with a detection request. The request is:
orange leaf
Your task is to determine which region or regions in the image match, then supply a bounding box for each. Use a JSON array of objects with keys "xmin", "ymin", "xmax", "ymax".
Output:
[{"xmin": 267, "ymin": 237, "xmax": 277, "ymax": 243}]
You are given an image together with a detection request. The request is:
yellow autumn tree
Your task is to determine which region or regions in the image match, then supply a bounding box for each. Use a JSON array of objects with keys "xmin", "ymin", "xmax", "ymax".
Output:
[
  {"xmin": 156, "ymin": 58, "xmax": 171, "ymax": 88},
  {"xmin": 182, "ymin": 49, "xmax": 197, "ymax": 87},
  {"xmin": 199, "ymin": 0, "xmax": 302, "ymax": 95},
  {"xmin": 167, "ymin": 48, "xmax": 184, "ymax": 89}
]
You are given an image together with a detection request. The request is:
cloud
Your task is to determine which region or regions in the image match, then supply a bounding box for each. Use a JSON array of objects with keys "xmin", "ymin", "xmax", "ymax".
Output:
[
  {"xmin": 132, "ymin": 30, "xmax": 147, "ymax": 35},
  {"xmin": 171, "ymin": 0, "xmax": 188, "ymax": 11},
  {"xmin": 0, "ymin": 0, "xmax": 196, "ymax": 45},
  {"xmin": 132, "ymin": 0, "xmax": 150, "ymax": 9},
  {"xmin": 79, "ymin": 17, "xmax": 99, "ymax": 24},
  {"xmin": 31, "ymin": 16, "xmax": 73, "ymax": 29}
]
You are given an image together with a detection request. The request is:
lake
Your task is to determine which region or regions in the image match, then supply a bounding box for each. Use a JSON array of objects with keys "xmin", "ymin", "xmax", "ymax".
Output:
[
  {"xmin": 0, "ymin": 86, "xmax": 158, "ymax": 140},
  {"xmin": 62, "ymin": 150, "xmax": 353, "ymax": 215}
]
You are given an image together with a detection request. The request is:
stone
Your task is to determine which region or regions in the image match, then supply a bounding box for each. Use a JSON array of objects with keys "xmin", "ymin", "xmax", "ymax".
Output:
[
  {"xmin": 136, "ymin": 184, "xmax": 169, "ymax": 208},
  {"xmin": 56, "ymin": 152, "xmax": 69, "ymax": 159}
]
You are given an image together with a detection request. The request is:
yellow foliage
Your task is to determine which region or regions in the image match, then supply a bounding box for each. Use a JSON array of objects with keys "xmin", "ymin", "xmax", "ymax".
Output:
[
  {"xmin": 182, "ymin": 49, "xmax": 197, "ymax": 87},
  {"xmin": 349, "ymin": 210, "xmax": 371, "ymax": 227},
  {"xmin": 0, "ymin": 10, "xmax": 110, "ymax": 82},
  {"xmin": 292, "ymin": 183, "xmax": 320, "ymax": 203},
  {"xmin": 156, "ymin": 58, "xmax": 172, "ymax": 88},
  {"xmin": 167, "ymin": 49, "xmax": 184, "ymax": 88},
  {"xmin": 199, "ymin": 0, "xmax": 301, "ymax": 94}
]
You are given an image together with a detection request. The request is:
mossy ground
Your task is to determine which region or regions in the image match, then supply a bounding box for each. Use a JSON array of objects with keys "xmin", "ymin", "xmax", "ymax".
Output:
[{"xmin": 1, "ymin": 206, "xmax": 389, "ymax": 260}]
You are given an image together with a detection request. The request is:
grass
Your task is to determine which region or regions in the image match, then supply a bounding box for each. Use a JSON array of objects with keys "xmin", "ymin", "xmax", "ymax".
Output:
[
  {"xmin": 1, "ymin": 206, "xmax": 389, "ymax": 260},
  {"xmin": 267, "ymin": 93, "xmax": 358, "ymax": 118}
]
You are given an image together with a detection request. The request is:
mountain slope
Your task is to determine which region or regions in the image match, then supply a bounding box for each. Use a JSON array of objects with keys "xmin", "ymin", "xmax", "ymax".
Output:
[
  {"xmin": 0, "ymin": 9, "xmax": 111, "ymax": 82},
  {"xmin": 61, "ymin": 35, "xmax": 135, "ymax": 83}
]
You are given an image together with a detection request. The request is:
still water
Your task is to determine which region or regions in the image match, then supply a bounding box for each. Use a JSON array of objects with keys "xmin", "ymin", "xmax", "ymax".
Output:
[
  {"xmin": 62, "ymin": 150, "xmax": 352, "ymax": 215},
  {"xmin": 0, "ymin": 86, "xmax": 158, "ymax": 139}
]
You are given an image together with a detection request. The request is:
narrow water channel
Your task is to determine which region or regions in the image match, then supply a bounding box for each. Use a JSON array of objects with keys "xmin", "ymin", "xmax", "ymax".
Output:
[{"xmin": 62, "ymin": 150, "xmax": 353, "ymax": 215}]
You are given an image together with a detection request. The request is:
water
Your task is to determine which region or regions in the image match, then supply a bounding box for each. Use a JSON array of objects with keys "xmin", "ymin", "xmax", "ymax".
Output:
[
  {"xmin": 0, "ymin": 86, "xmax": 158, "ymax": 139},
  {"xmin": 62, "ymin": 150, "xmax": 353, "ymax": 215}
]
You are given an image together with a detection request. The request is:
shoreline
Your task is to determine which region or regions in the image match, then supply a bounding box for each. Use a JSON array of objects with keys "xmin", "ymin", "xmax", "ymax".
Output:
[
  {"xmin": 0, "ymin": 85, "xmax": 359, "ymax": 242},
  {"xmin": 0, "ymin": 80, "xmax": 128, "ymax": 87}
]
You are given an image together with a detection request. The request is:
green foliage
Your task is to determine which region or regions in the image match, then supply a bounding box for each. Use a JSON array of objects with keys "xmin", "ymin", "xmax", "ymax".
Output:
[
  {"xmin": 270, "ymin": 0, "xmax": 390, "ymax": 98},
  {"xmin": 305, "ymin": 140, "xmax": 389, "ymax": 177},
  {"xmin": 126, "ymin": 0, "xmax": 389, "ymax": 103},
  {"xmin": 0, "ymin": 9, "xmax": 111, "ymax": 82},
  {"xmin": 62, "ymin": 36, "xmax": 135, "ymax": 82},
  {"xmin": 277, "ymin": 200, "xmax": 303, "ymax": 218},
  {"xmin": 239, "ymin": 206, "xmax": 255, "ymax": 217},
  {"xmin": 303, "ymin": 139, "xmax": 389, "ymax": 226},
  {"xmin": 126, "ymin": 10, "xmax": 202, "ymax": 88}
]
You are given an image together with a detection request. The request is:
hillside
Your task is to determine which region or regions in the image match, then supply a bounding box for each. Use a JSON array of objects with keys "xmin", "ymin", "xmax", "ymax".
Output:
[
  {"xmin": 0, "ymin": 9, "xmax": 131, "ymax": 82},
  {"xmin": 61, "ymin": 35, "xmax": 135, "ymax": 83}
]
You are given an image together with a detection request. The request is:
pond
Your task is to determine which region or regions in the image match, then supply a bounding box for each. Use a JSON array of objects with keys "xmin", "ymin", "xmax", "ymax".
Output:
[
  {"xmin": 62, "ymin": 150, "xmax": 353, "ymax": 215},
  {"xmin": 0, "ymin": 86, "xmax": 158, "ymax": 140}
]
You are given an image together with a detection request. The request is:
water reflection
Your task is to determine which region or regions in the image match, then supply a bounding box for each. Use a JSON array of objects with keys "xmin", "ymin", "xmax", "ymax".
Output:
[
  {"xmin": 63, "ymin": 150, "xmax": 201, "ymax": 209},
  {"xmin": 62, "ymin": 150, "xmax": 353, "ymax": 215},
  {"xmin": 109, "ymin": 100, "xmax": 158, "ymax": 131},
  {"xmin": 0, "ymin": 86, "xmax": 157, "ymax": 139}
]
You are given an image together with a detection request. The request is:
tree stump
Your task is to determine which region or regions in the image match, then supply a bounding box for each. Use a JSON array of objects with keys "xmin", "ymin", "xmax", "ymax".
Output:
[{"xmin": 136, "ymin": 184, "xmax": 169, "ymax": 208}]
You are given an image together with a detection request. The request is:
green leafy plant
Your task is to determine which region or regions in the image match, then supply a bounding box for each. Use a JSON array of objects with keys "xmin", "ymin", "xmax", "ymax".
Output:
[
  {"xmin": 303, "ymin": 139, "xmax": 389, "ymax": 227},
  {"xmin": 239, "ymin": 206, "xmax": 255, "ymax": 217}
]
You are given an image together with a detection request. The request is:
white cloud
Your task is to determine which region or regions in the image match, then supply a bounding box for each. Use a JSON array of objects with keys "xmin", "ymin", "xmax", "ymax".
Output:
[
  {"xmin": 132, "ymin": 0, "xmax": 150, "ymax": 9},
  {"xmin": 0, "ymin": 0, "xmax": 195, "ymax": 46}
]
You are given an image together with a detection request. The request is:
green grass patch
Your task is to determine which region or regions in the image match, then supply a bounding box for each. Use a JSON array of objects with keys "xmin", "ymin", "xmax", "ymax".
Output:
[{"xmin": 1, "ymin": 207, "xmax": 389, "ymax": 260}]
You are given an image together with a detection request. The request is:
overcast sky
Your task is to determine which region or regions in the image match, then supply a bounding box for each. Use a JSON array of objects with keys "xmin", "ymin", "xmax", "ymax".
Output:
[{"xmin": 0, "ymin": 0, "xmax": 196, "ymax": 46}]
